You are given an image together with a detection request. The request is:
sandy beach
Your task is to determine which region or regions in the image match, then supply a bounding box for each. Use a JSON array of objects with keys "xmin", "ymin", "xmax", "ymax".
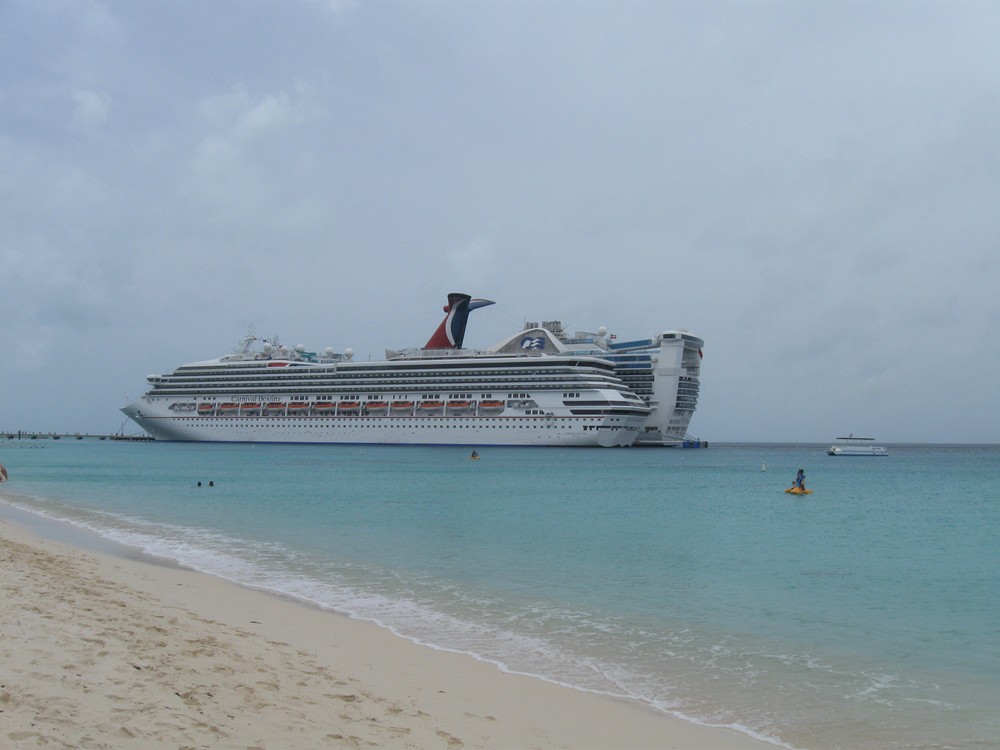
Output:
[{"xmin": 0, "ymin": 516, "xmax": 776, "ymax": 749}]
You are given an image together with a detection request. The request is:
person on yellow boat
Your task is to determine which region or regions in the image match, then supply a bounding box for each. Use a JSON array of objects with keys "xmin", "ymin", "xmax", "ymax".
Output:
[{"xmin": 793, "ymin": 468, "xmax": 806, "ymax": 491}]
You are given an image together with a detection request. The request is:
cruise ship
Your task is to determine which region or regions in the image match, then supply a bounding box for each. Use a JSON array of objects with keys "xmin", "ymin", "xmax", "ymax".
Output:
[
  {"xmin": 497, "ymin": 321, "xmax": 704, "ymax": 446},
  {"xmin": 121, "ymin": 294, "xmax": 655, "ymax": 447}
]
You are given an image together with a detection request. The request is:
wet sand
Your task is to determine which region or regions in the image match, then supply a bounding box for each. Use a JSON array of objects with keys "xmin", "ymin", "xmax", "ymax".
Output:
[{"xmin": 0, "ymin": 517, "xmax": 776, "ymax": 749}]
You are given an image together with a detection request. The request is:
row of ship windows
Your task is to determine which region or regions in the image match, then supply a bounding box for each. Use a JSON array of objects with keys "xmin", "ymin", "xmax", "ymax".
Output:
[
  {"xmin": 163, "ymin": 369, "xmax": 616, "ymax": 384},
  {"xmin": 176, "ymin": 393, "xmax": 496, "ymax": 402},
  {"xmin": 152, "ymin": 387, "xmax": 629, "ymax": 399},
  {"xmin": 160, "ymin": 370, "xmax": 624, "ymax": 382},
  {"xmin": 185, "ymin": 418, "xmax": 594, "ymax": 426},
  {"xmin": 153, "ymin": 379, "xmax": 620, "ymax": 391},
  {"xmin": 176, "ymin": 361, "xmax": 617, "ymax": 375},
  {"xmin": 403, "ymin": 393, "xmax": 565, "ymax": 401},
  {"xmin": 154, "ymin": 378, "xmax": 616, "ymax": 390}
]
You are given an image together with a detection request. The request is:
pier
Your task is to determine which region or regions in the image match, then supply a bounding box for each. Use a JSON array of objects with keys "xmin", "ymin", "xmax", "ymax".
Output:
[{"xmin": 1, "ymin": 431, "xmax": 153, "ymax": 442}]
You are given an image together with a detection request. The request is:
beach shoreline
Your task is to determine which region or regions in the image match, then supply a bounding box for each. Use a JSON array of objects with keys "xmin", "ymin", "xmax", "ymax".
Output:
[{"xmin": 0, "ymin": 513, "xmax": 778, "ymax": 749}]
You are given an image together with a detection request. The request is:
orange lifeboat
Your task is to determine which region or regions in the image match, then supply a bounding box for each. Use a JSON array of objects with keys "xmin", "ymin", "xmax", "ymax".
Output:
[
  {"xmin": 447, "ymin": 400, "xmax": 472, "ymax": 413},
  {"xmin": 218, "ymin": 402, "xmax": 240, "ymax": 414},
  {"xmin": 419, "ymin": 400, "xmax": 445, "ymax": 411},
  {"xmin": 337, "ymin": 401, "xmax": 361, "ymax": 413},
  {"xmin": 197, "ymin": 403, "xmax": 215, "ymax": 414},
  {"xmin": 313, "ymin": 402, "xmax": 336, "ymax": 412},
  {"xmin": 265, "ymin": 402, "xmax": 286, "ymax": 413},
  {"xmin": 390, "ymin": 401, "xmax": 415, "ymax": 413},
  {"xmin": 365, "ymin": 401, "xmax": 388, "ymax": 413},
  {"xmin": 287, "ymin": 401, "xmax": 310, "ymax": 413},
  {"xmin": 479, "ymin": 400, "xmax": 505, "ymax": 413},
  {"xmin": 241, "ymin": 402, "xmax": 262, "ymax": 414}
]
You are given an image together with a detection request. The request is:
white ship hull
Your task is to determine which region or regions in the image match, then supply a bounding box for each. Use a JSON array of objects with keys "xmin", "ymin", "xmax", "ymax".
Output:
[
  {"xmin": 121, "ymin": 406, "xmax": 643, "ymax": 447},
  {"xmin": 826, "ymin": 436, "xmax": 888, "ymax": 456},
  {"xmin": 827, "ymin": 445, "xmax": 888, "ymax": 456}
]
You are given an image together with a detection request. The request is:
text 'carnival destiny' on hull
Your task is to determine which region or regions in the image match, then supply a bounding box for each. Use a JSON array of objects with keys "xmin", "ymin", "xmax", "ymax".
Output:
[{"xmin": 121, "ymin": 294, "xmax": 702, "ymax": 447}]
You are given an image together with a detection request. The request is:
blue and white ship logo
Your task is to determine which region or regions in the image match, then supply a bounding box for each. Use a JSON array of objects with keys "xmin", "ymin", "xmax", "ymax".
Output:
[{"xmin": 520, "ymin": 336, "xmax": 545, "ymax": 350}]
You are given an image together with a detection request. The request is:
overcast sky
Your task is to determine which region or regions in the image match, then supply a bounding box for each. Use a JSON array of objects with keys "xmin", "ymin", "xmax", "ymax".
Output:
[{"xmin": 2, "ymin": 0, "xmax": 998, "ymax": 443}]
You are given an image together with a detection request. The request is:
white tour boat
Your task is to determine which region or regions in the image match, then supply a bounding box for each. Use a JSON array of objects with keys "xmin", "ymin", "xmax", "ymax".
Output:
[{"xmin": 827, "ymin": 436, "xmax": 888, "ymax": 456}]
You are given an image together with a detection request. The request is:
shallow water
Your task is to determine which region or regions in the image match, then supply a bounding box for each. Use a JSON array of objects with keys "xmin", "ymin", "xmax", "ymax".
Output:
[{"xmin": 2, "ymin": 440, "xmax": 998, "ymax": 749}]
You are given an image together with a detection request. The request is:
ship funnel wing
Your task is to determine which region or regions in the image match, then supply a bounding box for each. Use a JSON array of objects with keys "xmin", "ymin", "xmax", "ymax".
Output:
[{"xmin": 423, "ymin": 293, "xmax": 495, "ymax": 349}]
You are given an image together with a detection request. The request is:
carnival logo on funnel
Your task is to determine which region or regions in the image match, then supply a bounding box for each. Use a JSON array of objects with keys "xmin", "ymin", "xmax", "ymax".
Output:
[
  {"xmin": 423, "ymin": 293, "xmax": 495, "ymax": 350},
  {"xmin": 520, "ymin": 336, "xmax": 545, "ymax": 350}
]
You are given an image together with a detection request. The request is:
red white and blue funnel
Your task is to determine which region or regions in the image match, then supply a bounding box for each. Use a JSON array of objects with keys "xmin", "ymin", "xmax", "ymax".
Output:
[{"xmin": 423, "ymin": 293, "xmax": 495, "ymax": 349}]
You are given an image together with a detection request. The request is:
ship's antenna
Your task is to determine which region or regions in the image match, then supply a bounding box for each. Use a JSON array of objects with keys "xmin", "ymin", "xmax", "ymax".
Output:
[{"xmin": 235, "ymin": 325, "xmax": 258, "ymax": 353}]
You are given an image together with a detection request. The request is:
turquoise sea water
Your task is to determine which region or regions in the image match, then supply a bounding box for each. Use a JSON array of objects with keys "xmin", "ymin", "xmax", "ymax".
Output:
[{"xmin": 2, "ymin": 440, "xmax": 998, "ymax": 750}]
